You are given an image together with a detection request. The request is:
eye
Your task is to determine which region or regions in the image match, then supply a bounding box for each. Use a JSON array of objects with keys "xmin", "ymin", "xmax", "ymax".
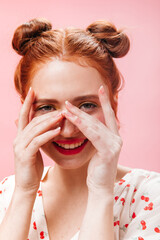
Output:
[
  {"xmin": 35, "ymin": 104, "xmax": 56, "ymax": 113},
  {"xmin": 79, "ymin": 102, "xmax": 97, "ymax": 112}
]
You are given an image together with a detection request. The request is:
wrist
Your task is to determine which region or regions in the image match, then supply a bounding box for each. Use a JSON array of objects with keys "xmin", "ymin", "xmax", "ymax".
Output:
[
  {"xmin": 88, "ymin": 191, "xmax": 114, "ymax": 207},
  {"xmin": 14, "ymin": 186, "xmax": 38, "ymax": 200}
]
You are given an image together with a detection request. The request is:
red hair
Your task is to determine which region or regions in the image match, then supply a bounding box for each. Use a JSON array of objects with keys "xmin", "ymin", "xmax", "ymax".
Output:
[{"xmin": 12, "ymin": 18, "xmax": 130, "ymax": 122}]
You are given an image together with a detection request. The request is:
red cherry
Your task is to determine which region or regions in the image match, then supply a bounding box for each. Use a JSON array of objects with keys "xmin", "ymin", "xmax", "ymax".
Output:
[
  {"xmin": 33, "ymin": 221, "xmax": 37, "ymax": 230},
  {"xmin": 144, "ymin": 202, "xmax": 153, "ymax": 211},
  {"xmin": 132, "ymin": 198, "xmax": 135, "ymax": 203},
  {"xmin": 116, "ymin": 221, "xmax": 120, "ymax": 225},
  {"xmin": 119, "ymin": 179, "xmax": 125, "ymax": 185},
  {"xmin": 0, "ymin": 191, "xmax": 2, "ymax": 194},
  {"xmin": 132, "ymin": 212, "xmax": 136, "ymax": 218},
  {"xmin": 141, "ymin": 196, "xmax": 145, "ymax": 200},
  {"xmin": 40, "ymin": 231, "xmax": 45, "ymax": 239},
  {"xmin": 126, "ymin": 184, "xmax": 130, "ymax": 187},
  {"xmin": 145, "ymin": 197, "xmax": 149, "ymax": 202},
  {"xmin": 134, "ymin": 188, "xmax": 137, "ymax": 192},
  {"xmin": 114, "ymin": 222, "xmax": 117, "ymax": 226},
  {"xmin": 138, "ymin": 237, "xmax": 144, "ymax": 240},
  {"xmin": 141, "ymin": 220, "xmax": 146, "ymax": 225},
  {"xmin": 154, "ymin": 227, "xmax": 160, "ymax": 233},
  {"xmin": 37, "ymin": 190, "xmax": 42, "ymax": 197},
  {"xmin": 115, "ymin": 196, "xmax": 119, "ymax": 201},
  {"xmin": 125, "ymin": 224, "xmax": 129, "ymax": 228}
]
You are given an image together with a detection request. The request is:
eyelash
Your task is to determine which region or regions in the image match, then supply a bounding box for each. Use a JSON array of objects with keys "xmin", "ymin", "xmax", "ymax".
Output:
[
  {"xmin": 35, "ymin": 105, "xmax": 55, "ymax": 112},
  {"xmin": 35, "ymin": 102, "xmax": 97, "ymax": 113},
  {"xmin": 79, "ymin": 102, "xmax": 97, "ymax": 111}
]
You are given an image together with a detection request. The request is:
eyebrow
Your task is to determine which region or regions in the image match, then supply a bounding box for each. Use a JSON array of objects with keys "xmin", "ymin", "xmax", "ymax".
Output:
[{"xmin": 33, "ymin": 95, "xmax": 99, "ymax": 104}]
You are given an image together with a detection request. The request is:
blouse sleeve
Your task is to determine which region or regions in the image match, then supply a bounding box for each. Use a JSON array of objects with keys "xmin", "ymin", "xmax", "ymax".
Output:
[
  {"xmin": 0, "ymin": 175, "xmax": 15, "ymax": 224},
  {"xmin": 119, "ymin": 170, "xmax": 160, "ymax": 240}
]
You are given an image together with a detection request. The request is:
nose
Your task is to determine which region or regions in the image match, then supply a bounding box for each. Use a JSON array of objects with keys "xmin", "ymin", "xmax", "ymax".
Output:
[{"xmin": 59, "ymin": 117, "xmax": 80, "ymax": 138}]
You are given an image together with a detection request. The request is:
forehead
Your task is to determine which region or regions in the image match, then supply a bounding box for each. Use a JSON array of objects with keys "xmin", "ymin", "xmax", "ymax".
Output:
[{"xmin": 31, "ymin": 60, "xmax": 104, "ymax": 100}]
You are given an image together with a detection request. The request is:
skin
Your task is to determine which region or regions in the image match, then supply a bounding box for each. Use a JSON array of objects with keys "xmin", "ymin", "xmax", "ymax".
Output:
[
  {"xmin": 2, "ymin": 59, "xmax": 131, "ymax": 240},
  {"xmin": 27, "ymin": 59, "xmax": 125, "ymax": 194}
]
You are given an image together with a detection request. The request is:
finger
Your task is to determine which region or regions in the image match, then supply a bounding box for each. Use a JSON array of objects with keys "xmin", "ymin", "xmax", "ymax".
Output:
[
  {"xmin": 98, "ymin": 85, "xmax": 120, "ymax": 136},
  {"xmin": 18, "ymin": 87, "xmax": 34, "ymax": 133},
  {"xmin": 22, "ymin": 110, "xmax": 63, "ymax": 136},
  {"xmin": 20, "ymin": 114, "xmax": 63, "ymax": 148},
  {"xmin": 63, "ymin": 103, "xmax": 115, "ymax": 151},
  {"xmin": 27, "ymin": 127, "xmax": 61, "ymax": 155}
]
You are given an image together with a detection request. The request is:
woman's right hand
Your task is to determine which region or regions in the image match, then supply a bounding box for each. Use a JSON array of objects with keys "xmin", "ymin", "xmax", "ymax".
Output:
[{"xmin": 13, "ymin": 88, "xmax": 62, "ymax": 194}]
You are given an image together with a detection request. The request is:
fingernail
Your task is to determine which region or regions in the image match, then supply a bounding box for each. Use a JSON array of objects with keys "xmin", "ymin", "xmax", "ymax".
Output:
[
  {"xmin": 56, "ymin": 113, "xmax": 62, "ymax": 118},
  {"xmin": 99, "ymin": 85, "xmax": 105, "ymax": 94},
  {"xmin": 28, "ymin": 87, "xmax": 32, "ymax": 94},
  {"xmin": 65, "ymin": 100, "xmax": 73, "ymax": 107},
  {"xmin": 55, "ymin": 127, "xmax": 61, "ymax": 131}
]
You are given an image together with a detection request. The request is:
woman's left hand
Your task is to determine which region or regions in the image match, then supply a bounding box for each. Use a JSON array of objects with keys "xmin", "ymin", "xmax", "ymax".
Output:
[{"xmin": 63, "ymin": 85, "xmax": 123, "ymax": 196}]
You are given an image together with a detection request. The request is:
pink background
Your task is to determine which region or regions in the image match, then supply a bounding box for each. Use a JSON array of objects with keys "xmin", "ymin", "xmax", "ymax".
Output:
[{"xmin": 0, "ymin": 0, "xmax": 160, "ymax": 180}]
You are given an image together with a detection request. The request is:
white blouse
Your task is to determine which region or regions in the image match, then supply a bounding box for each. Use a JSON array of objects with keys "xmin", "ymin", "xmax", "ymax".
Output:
[{"xmin": 0, "ymin": 166, "xmax": 160, "ymax": 240}]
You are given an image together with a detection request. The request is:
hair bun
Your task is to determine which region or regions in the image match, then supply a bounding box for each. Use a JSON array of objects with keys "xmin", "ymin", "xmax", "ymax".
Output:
[
  {"xmin": 12, "ymin": 18, "xmax": 52, "ymax": 56},
  {"xmin": 86, "ymin": 20, "xmax": 130, "ymax": 58}
]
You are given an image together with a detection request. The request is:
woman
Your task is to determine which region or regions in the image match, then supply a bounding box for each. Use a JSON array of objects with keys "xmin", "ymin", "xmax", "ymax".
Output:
[{"xmin": 0, "ymin": 18, "xmax": 160, "ymax": 240}]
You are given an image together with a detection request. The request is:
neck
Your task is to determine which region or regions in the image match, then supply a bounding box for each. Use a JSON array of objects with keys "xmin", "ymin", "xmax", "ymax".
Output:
[{"xmin": 47, "ymin": 162, "xmax": 89, "ymax": 196}]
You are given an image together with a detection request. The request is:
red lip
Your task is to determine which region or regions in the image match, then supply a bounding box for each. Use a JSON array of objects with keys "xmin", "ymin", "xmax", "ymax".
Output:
[
  {"xmin": 54, "ymin": 138, "xmax": 86, "ymax": 144},
  {"xmin": 53, "ymin": 139, "xmax": 88, "ymax": 155}
]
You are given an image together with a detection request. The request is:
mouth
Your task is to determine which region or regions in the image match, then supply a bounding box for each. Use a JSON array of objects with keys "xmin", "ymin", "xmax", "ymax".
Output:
[{"xmin": 53, "ymin": 139, "xmax": 88, "ymax": 155}]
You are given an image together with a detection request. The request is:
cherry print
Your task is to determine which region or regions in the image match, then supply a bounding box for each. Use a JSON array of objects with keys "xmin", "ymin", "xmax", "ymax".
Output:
[
  {"xmin": 141, "ymin": 195, "xmax": 149, "ymax": 202},
  {"xmin": 119, "ymin": 179, "xmax": 125, "ymax": 185},
  {"xmin": 141, "ymin": 220, "xmax": 147, "ymax": 230},
  {"xmin": 132, "ymin": 198, "xmax": 135, "ymax": 203},
  {"xmin": 138, "ymin": 237, "xmax": 144, "ymax": 240},
  {"xmin": 33, "ymin": 221, "xmax": 37, "ymax": 230},
  {"xmin": 37, "ymin": 190, "xmax": 42, "ymax": 197},
  {"xmin": 125, "ymin": 224, "xmax": 129, "ymax": 228},
  {"xmin": 132, "ymin": 212, "xmax": 136, "ymax": 218},
  {"xmin": 134, "ymin": 188, "xmax": 137, "ymax": 192},
  {"xmin": 144, "ymin": 202, "xmax": 153, "ymax": 211},
  {"xmin": 154, "ymin": 227, "xmax": 160, "ymax": 233},
  {"xmin": 115, "ymin": 196, "xmax": 119, "ymax": 201},
  {"xmin": 0, "ymin": 190, "xmax": 2, "ymax": 194},
  {"xmin": 126, "ymin": 184, "xmax": 130, "ymax": 187},
  {"xmin": 40, "ymin": 231, "xmax": 45, "ymax": 239},
  {"xmin": 120, "ymin": 198, "xmax": 125, "ymax": 206},
  {"xmin": 114, "ymin": 220, "xmax": 120, "ymax": 226}
]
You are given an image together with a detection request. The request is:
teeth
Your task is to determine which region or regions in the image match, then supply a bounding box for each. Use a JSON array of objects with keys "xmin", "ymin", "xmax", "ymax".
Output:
[{"xmin": 56, "ymin": 140, "xmax": 85, "ymax": 149}]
